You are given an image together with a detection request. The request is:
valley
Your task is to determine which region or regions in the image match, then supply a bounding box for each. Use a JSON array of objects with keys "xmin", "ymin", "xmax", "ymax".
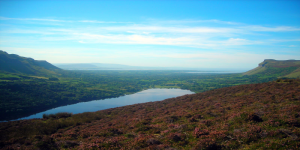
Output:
[
  {"xmin": 0, "ymin": 79, "xmax": 299, "ymax": 149},
  {"xmin": 0, "ymin": 69, "xmax": 278, "ymax": 121},
  {"xmin": 1, "ymin": 1, "xmax": 299, "ymax": 149},
  {"xmin": 0, "ymin": 50, "xmax": 299, "ymax": 149}
]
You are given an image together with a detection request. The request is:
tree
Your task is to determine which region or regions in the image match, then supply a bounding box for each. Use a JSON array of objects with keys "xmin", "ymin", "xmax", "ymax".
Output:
[{"xmin": 49, "ymin": 77, "xmax": 59, "ymax": 81}]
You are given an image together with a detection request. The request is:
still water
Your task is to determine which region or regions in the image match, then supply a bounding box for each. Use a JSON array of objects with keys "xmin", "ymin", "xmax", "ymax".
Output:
[{"xmin": 19, "ymin": 88, "xmax": 194, "ymax": 120}]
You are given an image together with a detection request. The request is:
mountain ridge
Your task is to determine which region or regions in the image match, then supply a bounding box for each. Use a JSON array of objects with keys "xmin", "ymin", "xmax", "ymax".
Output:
[
  {"xmin": 0, "ymin": 50, "xmax": 61, "ymax": 76},
  {"xmin": 243, "ymin": 59, "xmax": 300, "ymax": 78}
]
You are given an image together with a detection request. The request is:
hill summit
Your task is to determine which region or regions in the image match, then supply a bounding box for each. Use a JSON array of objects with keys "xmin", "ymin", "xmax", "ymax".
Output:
[
  {"xmin": 244, "ymin": 59, "xmax": 300, "ymax": 78},
  {"xmin": 0, "ymin": 50, "xmax": 61, "ymax": 76}
]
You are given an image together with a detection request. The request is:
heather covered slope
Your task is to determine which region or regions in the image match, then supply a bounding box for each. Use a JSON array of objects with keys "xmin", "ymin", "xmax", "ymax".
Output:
[
  {"xmin": 1, "ymin": 79, "xmax": 300, "ymax": 149},
  {"xmin": 243, "ymin": 59, "xmax": 300, "ymax": 78},
  {"xmin": 0, "ymin": 50, "xmax": 61, "ymax": 76}
]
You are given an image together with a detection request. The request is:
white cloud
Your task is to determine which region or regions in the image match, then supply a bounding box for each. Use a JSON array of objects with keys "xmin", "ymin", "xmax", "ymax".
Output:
[
  {"xmin": 2, "ymin": 16, "xmax": 299, "ymax": 33},
  {"xmin": 222, "ymin": 38, "xmax": 263, "ymax": 46},
  {"xmin": 1, "ymin": 17, "xmax": 299, "ymax": 51},
  {"xmin": 289, "ymin": 45, "xmax": 297, "ymax": 47},
  {"xmin": 145, "ymin": 19, "xmax": 241, "ymax": 25},
  {"xmin": 101, "ymin": 26, "xmax": 238, "ymax": 34},
  {"xmin": 69, "ymin": 32, "xmax": 260, "ymax": 48},
  {"xmin": 79, "ymin": 20, "xmax": 132, "ymax": 24},
  {"xmin": 269, "ymin": 39, "xmax": 300, "ymax": 42},
  {"xmin": 243, "ymin": 25, "xmax": 300, "ymax": 32}
]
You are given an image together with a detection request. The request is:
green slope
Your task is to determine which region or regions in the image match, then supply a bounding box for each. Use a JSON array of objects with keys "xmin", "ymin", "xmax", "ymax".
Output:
[
  {"xmin": 244, "ymin": 59, "xmax": 300, "ymax": 78},
  {"xmin": 285, "ymin": 67, "xmax": 300, "ymax": 78},
  {"xmin": 0, "ymin": 50, "xmax": 61, "ymax": 76}
]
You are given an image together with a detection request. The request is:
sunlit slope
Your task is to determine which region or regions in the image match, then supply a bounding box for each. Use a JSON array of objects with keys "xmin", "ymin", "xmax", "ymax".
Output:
[
  {"xmin": 243, "ymin": 59, "xmax": 300, "ymax": 78},
  {"xmin": 285, "ymin": 67, "xmax": 300, "ymax": 78},
  {"xmin": 0, "ymin": 50, "xmax": 61, "ymax": 76}
]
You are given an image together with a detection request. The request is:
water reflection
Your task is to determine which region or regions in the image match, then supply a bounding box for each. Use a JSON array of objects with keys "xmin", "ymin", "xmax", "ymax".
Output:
[{"xmin": 19, "ymin": 88, "xmax": 194, "ymax": 120}]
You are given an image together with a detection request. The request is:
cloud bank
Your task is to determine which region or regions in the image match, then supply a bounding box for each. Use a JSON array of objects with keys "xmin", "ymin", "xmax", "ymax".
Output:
[{"xmin": 0, "ymin": 17, "xmax": 299, "ymax": 68}]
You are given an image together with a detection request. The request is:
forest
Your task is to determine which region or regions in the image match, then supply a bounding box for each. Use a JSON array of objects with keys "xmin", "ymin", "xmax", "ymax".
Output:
[{"xmin": 0, "ymin": 70, "xmax": 278, "ymax": 121}]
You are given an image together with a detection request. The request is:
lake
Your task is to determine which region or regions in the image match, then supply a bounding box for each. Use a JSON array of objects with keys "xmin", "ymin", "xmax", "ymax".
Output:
[{"xmin": 18, "ymin": 88, "xmax": 194, "ymax": 120}]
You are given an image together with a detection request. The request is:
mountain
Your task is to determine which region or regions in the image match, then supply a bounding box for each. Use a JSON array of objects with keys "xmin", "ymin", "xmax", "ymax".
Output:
[
  {"xmin": 0, "ymin": 50, "xmax": 61, "ymax": 76},
  {"xmin": 243, "ymin": 59, "xmax": 300, "ymax": 78},
  {"xmin": 53, "ymin": 63, "xmax": 104, "ymax": 70},
  {"xmin": 54, "ymin": 63, "xmax": 203, "ymax": 70},
  {"xmin": 54, "ymin": 63, "xmax": 246, "ymax": 72},
  {"xmin": 0, "ymin": 79, "xmax": 299, "ymax": 149}
]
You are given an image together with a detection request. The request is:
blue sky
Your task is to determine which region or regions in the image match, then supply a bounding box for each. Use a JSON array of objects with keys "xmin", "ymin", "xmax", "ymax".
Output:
[{"xmin": 0, "ymin": 0, "xmax": 299, "ymax": 69}]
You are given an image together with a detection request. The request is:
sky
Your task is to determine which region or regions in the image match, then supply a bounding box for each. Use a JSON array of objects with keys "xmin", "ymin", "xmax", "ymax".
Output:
[{"xmin": 0, "ymin": 0, "xmax": 299, "ymax": 70}]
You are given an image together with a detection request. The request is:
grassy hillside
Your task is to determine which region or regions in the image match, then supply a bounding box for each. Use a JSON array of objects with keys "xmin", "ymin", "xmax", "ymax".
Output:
[
  {"xmin": 0, "ymin": 50, "xmax": 61, "ymax": 76},
  {"xmin": 0, "ymin": 79, "xmax": 299, "ymax": 149},
  {"xmin": 244, "ymin": 59, "xmax": 300, "ymax": 78}
]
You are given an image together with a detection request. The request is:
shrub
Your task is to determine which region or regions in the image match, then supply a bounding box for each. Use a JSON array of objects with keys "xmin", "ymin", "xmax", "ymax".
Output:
[
  {"xmin": 48, "ymin": 77, "xmax": 59, "ymax": 81},
  {"xmin": 43, "ymin": 112, "xmax": 72, "ymax": 119},
  {"xmin": 146, "ymin": 138, "xmax": 161, "ymax": 145}
]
